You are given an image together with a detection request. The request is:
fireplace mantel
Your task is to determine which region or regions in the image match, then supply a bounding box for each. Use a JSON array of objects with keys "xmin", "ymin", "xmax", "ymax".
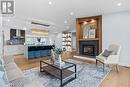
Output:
[
  {"xmin": 76, "ymin": 15, "xmax": 102, "ymax": 55},
  {"xmin": 79, "ymin": 38, "xmax": 99, "ymax": 41}
]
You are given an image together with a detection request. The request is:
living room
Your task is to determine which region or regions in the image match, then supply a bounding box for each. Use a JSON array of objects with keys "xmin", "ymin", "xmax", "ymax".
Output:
[{"xmin": 0, "ymin": 0, "xmax": 130, "ymax": 87}]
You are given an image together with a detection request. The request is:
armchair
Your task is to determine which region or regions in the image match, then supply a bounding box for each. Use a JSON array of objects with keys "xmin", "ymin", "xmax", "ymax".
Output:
[{"xmin": 96, "ymin": 44, "xmax": 121, "ymax": 72}]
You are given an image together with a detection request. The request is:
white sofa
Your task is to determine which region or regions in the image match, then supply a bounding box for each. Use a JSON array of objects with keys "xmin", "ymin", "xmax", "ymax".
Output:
[{"xmin": 0, "ymin": 55, "xmax": 44, "ymax": 87}]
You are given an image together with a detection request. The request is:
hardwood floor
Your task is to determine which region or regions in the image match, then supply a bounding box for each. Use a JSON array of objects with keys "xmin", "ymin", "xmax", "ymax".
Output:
[
  {"xmin": 14, "ymin": 55, "xmax": 49, "ymax": 70},
  {"xmin": 100, "ymin": 66, "xmax": 130, "ymax": 87},
  {"xmin": 14, "ymin": 55, "xmax": 130, "ymax": 87}
]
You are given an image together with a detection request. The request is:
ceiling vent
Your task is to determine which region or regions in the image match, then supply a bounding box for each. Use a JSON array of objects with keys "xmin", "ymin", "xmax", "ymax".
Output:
[{"xmin": 31, "ymin": 21, "xmax": 50, "ymax": 27}]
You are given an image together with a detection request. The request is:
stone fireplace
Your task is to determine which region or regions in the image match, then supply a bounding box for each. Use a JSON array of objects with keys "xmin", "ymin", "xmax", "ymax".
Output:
[{"xmin": 79, "ymin": 40, "xmax": 99, "ymax": 57}]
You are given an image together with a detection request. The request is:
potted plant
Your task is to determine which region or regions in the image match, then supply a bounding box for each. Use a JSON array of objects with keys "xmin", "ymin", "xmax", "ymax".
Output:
[{"xmin": 54, "ymin": 48, "xmax": 66, "ymax": 65}]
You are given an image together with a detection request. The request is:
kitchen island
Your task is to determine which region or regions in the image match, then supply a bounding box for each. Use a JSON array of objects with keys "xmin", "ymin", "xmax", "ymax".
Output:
[{"xmin": 24, "ymin": 45, "xmax": 54, "ymax": 60}]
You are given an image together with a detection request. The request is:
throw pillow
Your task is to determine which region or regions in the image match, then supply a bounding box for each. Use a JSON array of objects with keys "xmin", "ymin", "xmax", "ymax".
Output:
[{"xmin": 102, "ymin": 50, "xmax": 113, "ymax": 57}]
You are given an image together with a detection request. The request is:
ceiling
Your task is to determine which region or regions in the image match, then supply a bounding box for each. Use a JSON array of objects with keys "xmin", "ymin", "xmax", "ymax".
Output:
[{"xmin": 3, "ymin": 0, "xmax": 130, "ymax": 33}]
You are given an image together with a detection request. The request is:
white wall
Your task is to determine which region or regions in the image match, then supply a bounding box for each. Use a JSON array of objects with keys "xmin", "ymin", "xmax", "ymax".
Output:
[
  {"xmin": 2, "ymin": 27, "xmax": 10, "ymax": 41},
  {"xmin": 2, "ymin": 18, "xmax": 53, "ymax": 56},
  {"xmin": 0, "ymin": 14, "xmax": 3, "ymax": 56},
  {"xmin": 52, "ymin": 33, "xmax": 62, "ymax": 48},
  {"xmin": 72, "ymin": 32, "xmax": 76, "ymax": 49},
  {"xmin": 102, "ymin": 11, "xmax": 130, "ymax": 66}
]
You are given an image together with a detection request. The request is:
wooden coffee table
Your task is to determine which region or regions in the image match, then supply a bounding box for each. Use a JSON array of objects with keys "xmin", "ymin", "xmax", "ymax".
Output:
[{"xmin": 40, "ymin": 60, "xmax": 77, "ymax": 87}]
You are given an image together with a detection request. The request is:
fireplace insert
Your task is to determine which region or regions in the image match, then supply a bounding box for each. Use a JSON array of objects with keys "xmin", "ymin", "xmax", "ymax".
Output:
[
  {"xmin": 83, "ymin": 45, "xmax": 95, "ymax": 56},
  {"xmin": 79, "ymin": 40, "xmax": 99, "ymax": 57}
]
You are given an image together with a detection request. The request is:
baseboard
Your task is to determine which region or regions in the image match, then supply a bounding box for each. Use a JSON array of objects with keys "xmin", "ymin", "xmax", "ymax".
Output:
[
  {"xmin": 73, "ymin": 55, "xmax": 96, "ymax": 61},
  {"xmin": 4, "ymin": 53, "xmax": 24, "ymax": 56},
  {"xmin": 74, "ymin": 55, "xmax": 130, "ymax": 68},
  {"xmin": 119, "ymin": 63, "xmax": 130, "ymax": 67}
]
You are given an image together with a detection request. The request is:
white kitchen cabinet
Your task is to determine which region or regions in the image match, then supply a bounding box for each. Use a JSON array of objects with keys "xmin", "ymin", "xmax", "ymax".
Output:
[{"xmin": 4, "ymin": 45, "xmax": 24, "ymax": 56}]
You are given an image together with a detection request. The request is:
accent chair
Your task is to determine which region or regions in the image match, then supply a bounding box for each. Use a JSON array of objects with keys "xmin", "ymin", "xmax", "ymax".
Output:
[{"xmin": 96, "ymin": 44, "xmax": 121, "ymax": 72}]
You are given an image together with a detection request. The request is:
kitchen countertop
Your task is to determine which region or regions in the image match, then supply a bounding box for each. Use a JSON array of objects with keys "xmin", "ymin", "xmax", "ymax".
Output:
[{"xmin": 25, "ymin": 44, "xmax": 54, "ymax": 47}]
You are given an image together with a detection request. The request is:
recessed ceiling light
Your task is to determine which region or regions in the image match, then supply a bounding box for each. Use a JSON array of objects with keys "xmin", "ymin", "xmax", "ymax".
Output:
[
  {"xmin": 48, "ymin": 1, "xmax": 52, "ymax": 5},
  {"xmin": 83, "ymin": 21, "xmax": 88, "ymax": 25},
  {"xmin": 64, "ymin": 20, "xmax": 67, "ymax": 24},
  {"xmin": 70, "ymin": 12, "xmax": 74, "ymax": 15},
  {"xmin": 91, "ymin": 19, "xmax": 96, "ymax": 23},
  {"xmin": 7, "ymin": 19, "xmax": 10, "ymax": 22},
  {"xmin": 23, "ymin": 27, "xmax": 27, "ymax": 30},
  {"xmin": 117, "ymin": 2, "xmax": 122, "ymax": 6}
]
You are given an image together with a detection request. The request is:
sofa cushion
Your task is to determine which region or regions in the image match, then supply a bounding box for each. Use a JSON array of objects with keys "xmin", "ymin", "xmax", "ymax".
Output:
[
  {"xmin": 6, "ymin": 68, "xmax": 24, "ymax": 82},
  {"xmin": 5, "ymin": 63, "xmax": 18, "ymax": 71},
  {"xmin": 3, "ymin": 55, "xmax": 14, "ymax": 65},
  {"xmin": 5, "ymin": 63, "xmax": 24, "ymax": 82},
  {"xmin": 102, "ymin": 49, "xmax": 113, "ymax": 57}
]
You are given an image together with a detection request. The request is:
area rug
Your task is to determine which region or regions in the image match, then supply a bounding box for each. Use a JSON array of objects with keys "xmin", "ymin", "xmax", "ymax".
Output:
[{"xmin": 23, "ymin": 59, "xmax": 111, "ymax": 87}]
